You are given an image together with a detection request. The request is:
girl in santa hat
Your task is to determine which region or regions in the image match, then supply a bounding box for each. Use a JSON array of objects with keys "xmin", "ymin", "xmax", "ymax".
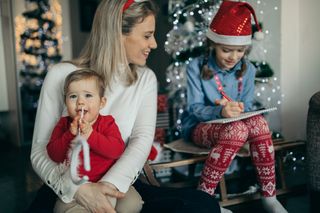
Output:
[{"xmin": 182, "ymin": 1, "xmax": 288, "ymax": 213}]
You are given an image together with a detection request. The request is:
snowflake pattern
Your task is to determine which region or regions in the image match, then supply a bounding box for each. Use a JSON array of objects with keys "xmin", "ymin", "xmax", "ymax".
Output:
[
  {"xmin": 198, "ymin": 182, "xmax": 215, "ymax": 195},
  {"xmin": 192, "ymin": 115, "xmax": 276, "ymax": 196},
  {"xmin": 244, "ymin": 115, "xmax": 270, "ymax": 136},
  {"xmin": 223, "ymin": 125, "xmax": 236, "ymax": 140},
  {"xmin": 262, "ymin": 166, "xmax": 271, "ymax": 175},
  {"xmin": 202, "ymin": 166, "xmax": 212, "ymax": 177},
  {"xmin": 262, "ymin": 182, "xmax": 276, "ymax": 196},
  {"xmin": 211, "ymin": 170, "xmax": 221, "ymax": 180},
  {"xmin": 236, "ymin": 124, "xmax": 249, "ymax": 141}
]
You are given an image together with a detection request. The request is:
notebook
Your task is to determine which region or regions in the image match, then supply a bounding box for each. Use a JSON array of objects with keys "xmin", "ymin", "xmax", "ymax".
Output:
[{"xmin": 203, "ymin": 107, "xmax": 277, "ymax": 124}]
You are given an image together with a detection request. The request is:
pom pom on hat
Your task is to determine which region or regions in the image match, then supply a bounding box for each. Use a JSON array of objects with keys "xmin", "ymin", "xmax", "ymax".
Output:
[
  {"xmin": 206, "ymin": 1, "xmax": 263, "ymax": 45},
  {"xmin": 254, "ymin": 31, "xmax": 264, "ymax": 41}
]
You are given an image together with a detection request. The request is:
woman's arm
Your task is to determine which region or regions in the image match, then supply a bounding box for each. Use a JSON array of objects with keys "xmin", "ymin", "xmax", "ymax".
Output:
[
  {"xmin": 100, "ymin": 70, "xmax": 157, "ymax": 193},
  {"xmin": 30, "ymin": 63, "xmax": 81, "ymax": 203}
]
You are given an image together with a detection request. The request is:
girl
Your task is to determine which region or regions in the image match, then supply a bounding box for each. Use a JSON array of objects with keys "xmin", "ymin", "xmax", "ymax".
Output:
[{"xmin": 182, "ymin": 1, "xmax": 288, "ymax": 213}]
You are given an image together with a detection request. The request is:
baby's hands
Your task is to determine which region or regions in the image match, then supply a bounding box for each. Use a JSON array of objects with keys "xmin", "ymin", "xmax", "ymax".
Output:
[
  {"xmin": 79, "ymin": 119, "xmax": 93, "ymax": 140},
  {"xmin": 70, "ymin": 116, "xmax": 80, "ymax": 135}
]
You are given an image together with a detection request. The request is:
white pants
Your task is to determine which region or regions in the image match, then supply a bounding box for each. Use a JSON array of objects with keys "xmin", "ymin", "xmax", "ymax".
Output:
[{"xmin": 54, "ymin": 186, "xmax": 143, "ymax": 213}]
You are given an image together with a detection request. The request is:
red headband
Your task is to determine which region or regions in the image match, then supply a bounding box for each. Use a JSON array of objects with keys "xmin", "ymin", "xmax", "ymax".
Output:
[{"xmin": 123, "ymin": 0, "xmax": 135, "ymax": 12}]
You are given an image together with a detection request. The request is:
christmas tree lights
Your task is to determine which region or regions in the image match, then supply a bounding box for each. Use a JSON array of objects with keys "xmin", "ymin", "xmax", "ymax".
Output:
[
  {"xmin": 165, "ymin": 0, "xmax": 283, "ymax": 138},
  {"xmin": 15, "ymin": 0, "xmax": 62, "ymax": 142}
]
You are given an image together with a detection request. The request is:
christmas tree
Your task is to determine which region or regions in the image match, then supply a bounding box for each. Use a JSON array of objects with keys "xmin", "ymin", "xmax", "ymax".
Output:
[
  {"xmin": 165, "ymin": 0, "xmax": 283, "ymax": 139},
  {"xmin": 15, "ymin": 0, "xmax": 62, "ymax": 143},
  {"xmin": 165, "ymin": 0, "xmax": 220, "ymax": 139}
]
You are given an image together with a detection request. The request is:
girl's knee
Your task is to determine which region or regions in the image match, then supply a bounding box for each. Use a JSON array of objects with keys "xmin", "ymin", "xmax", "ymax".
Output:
[
  {"xmin": 245, "ymin": 115, "xmax": 271, "ymax": 135},
  {"xmin": 220, "ymin": 121, "xmax": 249, "ymax": 142}
]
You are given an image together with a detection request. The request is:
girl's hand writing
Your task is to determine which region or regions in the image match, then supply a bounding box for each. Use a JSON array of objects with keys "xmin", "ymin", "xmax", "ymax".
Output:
[
  {"xmin": 221, "ymin": 101, "xmax": 244, "ymax": 118},
  {"xmin": 214, "ymin": 98, "xmax": 228, "ymax": 106}
]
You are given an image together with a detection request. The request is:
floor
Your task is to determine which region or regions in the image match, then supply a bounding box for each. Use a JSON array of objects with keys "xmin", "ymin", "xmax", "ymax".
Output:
[
  {"xmin": 0, "ymin": 146, "xmax": 42, "ymax": 213},
  {"xmin": 0, "ymin": 145, "xmax": 311, "ymax": 213}
]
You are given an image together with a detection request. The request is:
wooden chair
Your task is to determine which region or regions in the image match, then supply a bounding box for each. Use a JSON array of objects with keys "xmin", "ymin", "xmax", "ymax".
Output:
[{"xmin": 143, "ymin": 138, "xmax": 306, "ymax": 207}]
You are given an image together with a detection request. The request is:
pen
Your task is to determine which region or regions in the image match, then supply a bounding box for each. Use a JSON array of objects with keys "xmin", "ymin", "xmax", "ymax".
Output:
[
  {"xmin": 220, "ymin": 91, "xmax": 244, "ymax": 111},
  {"xmin": 220, "ymin": 91, "xmax": 233, "ymax": 101}
]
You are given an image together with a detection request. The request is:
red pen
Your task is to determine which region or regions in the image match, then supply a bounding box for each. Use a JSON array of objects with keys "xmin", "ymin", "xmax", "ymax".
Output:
[
  {"xmin": 220, "ymin": 91, "xmax": 244, "ymax": 111},
  {"xmin": 220, "ymin": 91, "xmax": 233, "ymax": 101}
]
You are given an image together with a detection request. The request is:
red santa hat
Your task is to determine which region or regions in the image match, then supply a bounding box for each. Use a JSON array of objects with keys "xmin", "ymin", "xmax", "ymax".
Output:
[{"xmin": 206, "ymin": 0, "xmax": 264, "ymax": 45}]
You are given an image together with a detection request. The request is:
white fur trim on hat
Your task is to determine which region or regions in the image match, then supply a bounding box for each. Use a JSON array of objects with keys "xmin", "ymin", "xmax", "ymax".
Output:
[{"xmin": 206, "ymin": 30, "xmax": 252, "ymax": 46}]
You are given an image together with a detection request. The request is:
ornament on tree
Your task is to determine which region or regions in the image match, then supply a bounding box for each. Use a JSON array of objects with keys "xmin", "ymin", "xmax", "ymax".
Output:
[
  {"xmin": 164, "ymin": 1, "xmax": 220, "ymax": 138},
  {"xmin": 184, "ymin": 19, "xmax": 194, "ymax": 32}
]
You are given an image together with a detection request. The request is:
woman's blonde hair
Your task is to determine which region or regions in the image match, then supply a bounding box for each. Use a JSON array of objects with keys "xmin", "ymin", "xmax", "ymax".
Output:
[{"xmin": 73, "ymin": 0, "xmax": 158, "ymax": 88}]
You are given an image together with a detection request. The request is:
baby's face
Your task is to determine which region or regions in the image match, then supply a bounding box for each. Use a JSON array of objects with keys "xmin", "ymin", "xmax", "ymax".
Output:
[{"xmin": 65, "ymin": 78, "xmax": 106, "ymax": 123}]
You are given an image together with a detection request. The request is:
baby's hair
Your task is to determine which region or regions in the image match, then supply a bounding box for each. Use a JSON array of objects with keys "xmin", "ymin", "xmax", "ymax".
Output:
[{"xmin": 64, "ymin": 69, "xmax": 106, "ymax": 99}]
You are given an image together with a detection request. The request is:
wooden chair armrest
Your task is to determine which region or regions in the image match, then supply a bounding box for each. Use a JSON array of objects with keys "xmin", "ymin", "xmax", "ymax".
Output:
[
  {"xmin": 149, "ymin": 155, "xmax": 208, "ymax": 170},
  {"xmin": 142, "ymin": 163, "xmax": 161, "ymax": 187}
]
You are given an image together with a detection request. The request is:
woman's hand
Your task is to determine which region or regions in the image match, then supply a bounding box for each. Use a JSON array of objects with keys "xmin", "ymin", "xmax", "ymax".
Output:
[
  {"xmin": 74, "ymin": 182, "xmax": 125, "ymax": 213},
  {"xmin": 221, "ymin": 101, "xmax": 244, "ymax": 118}
]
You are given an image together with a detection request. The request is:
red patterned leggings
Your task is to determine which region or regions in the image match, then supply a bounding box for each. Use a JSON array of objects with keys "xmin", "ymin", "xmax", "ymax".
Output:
[{"xmin": 192, "ymin": 115, "xmax": 276, "ymax": 197}]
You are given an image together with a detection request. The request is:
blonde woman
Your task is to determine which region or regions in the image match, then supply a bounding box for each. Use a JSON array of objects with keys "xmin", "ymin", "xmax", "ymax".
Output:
[{"xmin": 28, "ymin": 0, "xmax": 220, "ymax": 213}]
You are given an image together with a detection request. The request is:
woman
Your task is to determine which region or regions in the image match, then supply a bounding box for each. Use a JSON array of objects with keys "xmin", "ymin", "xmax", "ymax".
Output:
[{"xmin": 29, "ymin": 0, "xmax": 220, "ymax": 212}]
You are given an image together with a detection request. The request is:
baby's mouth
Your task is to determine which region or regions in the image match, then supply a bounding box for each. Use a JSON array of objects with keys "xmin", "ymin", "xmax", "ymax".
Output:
[{"xmin": 77, "ymin": 109, "xmax": 88, "ymax": 116}]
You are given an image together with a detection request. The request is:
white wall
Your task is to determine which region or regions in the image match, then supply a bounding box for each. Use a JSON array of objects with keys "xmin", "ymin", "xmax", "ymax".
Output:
[
  {"xmin": 60, "ymin": 0, "xmax": 72, "ymax": 60},
  {"xmin": 247, "ymin": 0, "xmax": 281, "ymax": 75},
  {"xmin": 0, "ymin": 0, "xmax": 22, "ymax": 146},
  {"xmin": 281, "ymin": 0, "xmax": 320, "ymax": 140},
  {"xmin": 0, "ymin": 10, "xmax": 9, "ymax": 111},
  {"xmin": 244, "ymin": 0, "xmax": 282, "ymax": 133}
]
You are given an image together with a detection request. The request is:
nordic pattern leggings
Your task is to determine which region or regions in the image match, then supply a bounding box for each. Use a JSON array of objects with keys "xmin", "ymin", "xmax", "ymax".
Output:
[{"xmin": 191, "ymin": 115, "xmax": 276, "ymax": 197}]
